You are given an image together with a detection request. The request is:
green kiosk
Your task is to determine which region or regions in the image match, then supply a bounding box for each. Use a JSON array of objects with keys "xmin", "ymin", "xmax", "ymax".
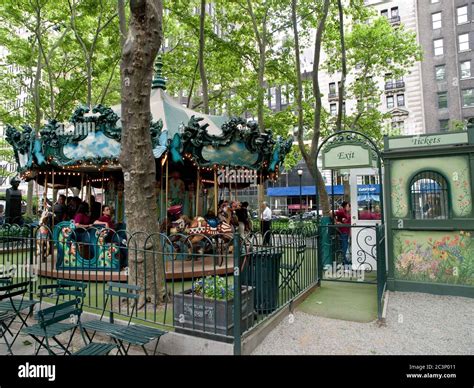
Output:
[{"xmin": 383, "ymin": 128, "xmax": 474, "ymax": 298}]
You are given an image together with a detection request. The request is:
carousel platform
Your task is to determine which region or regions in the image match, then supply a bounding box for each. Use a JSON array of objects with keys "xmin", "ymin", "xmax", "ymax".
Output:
[{"xmin": 36, "ymin": 254, "xmax": 234, "ymax": 282}]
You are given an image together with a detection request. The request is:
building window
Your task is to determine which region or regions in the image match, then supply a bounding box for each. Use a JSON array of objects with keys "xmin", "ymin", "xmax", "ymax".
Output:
[
  {"xmin": 435, "ymin": 65, "xmax": 446, "ymax": 81},
  {"xmin": 330, "ymin": 103, "xmax": 337, "ymax": 116},
  {"xmin": 462, "ymin": 88, "xmax": 474, "ymax": 107},
  {"xmin": 387, "ymin": 95, "xmax": 394, "ymax": 109},
  {"xmin": 391, "ymin": 120, "xmax": 404, "ymax": 132},
  {"xmin": 280, "ymin": 85, "xmax": 288, "ymax": 105},
  {"xmin": 381, "ymin": 9, "xmax": 388, "ymax": 18},
  {"xmin": 432, "ymin": 12, "xmax": 442, "ymax": 29},
  {"xmin": 397, "ymin": 94, "xmax": 405, "ymax": 107},
  {"xmin": 461, "ymin": 60, "xmax": 471, "ymax": 79},
  {"xmin": 459, "ymin": 33, "xmax": 470, "ymax": 52},
  {"xmin": 329, "ymin": 82, "xmax": 336, "ymax": 96},
  {"xmin": 391, "ymin": 7, "xmax": 399, "ymax": 18},
  {"xmin": 457, "ymin": 6, "xmax": 468, "ymax": 24},
  {"xmin": 439, "ymin": 119, "xmax": 449, "ymax": 132},
  {"xmin": 288, "ymin": 86, "xmax": 295, "ymax": 104},
  {"xmin": 410, "ymin": 171, "xmax": 449, "ymax": 220},
  {"xmin": 269, "ymin": 87, "xmax": 276, "ymax": 108},
  {"xmin": 434, "ymin": 39, "xmax": 444, "ymax": 56},
  {"xmin": 438, "ymin": 91, "xmax": 448, "ymax": 109}
]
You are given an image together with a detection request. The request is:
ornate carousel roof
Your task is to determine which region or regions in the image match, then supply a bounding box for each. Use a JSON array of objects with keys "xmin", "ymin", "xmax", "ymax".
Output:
[{"xmin": 5, "ymin": 58, "xmax": 292, "ymax": 183}]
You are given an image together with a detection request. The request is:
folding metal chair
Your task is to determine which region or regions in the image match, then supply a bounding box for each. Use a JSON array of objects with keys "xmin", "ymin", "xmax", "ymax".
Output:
[
  {"xmin": 24, "ymin": 297, "xmax": 117, "ymax": 356},
  {"xmin": 279, "ymin": 243, "xmax": 306, "ymax": 296},
  {"xmin": 82, "ymin": 282, "xmax": 166, "ymax": 355},
  {"xmin": 0, "ymin": 281, "xmax": 34, "ymax": 355}
]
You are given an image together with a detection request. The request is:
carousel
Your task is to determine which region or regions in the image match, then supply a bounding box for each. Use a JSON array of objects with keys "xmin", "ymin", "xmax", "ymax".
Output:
[{"xmin": 5, "ymin": 58, "xmax": 292, "ymax": 280}]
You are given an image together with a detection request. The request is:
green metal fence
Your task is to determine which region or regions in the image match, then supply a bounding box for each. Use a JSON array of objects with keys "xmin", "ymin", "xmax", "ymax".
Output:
[{"xmin": 0, "ymin": 221, "xmax": 319, "ymax": 354}]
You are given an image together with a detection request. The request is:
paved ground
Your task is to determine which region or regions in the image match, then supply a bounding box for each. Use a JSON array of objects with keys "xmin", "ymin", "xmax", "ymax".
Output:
[
  {"xmin": 252, "ymin": 291, "xmax": 474, "ymax": 355},
  {"xmin": 0, "ymin": 321, "xmax": 145, "ymax": 356},
  {"xmin": 2, "ymin": 291, "xmax": 472, "ymax": 356}
]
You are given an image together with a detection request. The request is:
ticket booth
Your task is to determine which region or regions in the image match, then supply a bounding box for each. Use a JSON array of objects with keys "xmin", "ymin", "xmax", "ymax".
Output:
[{"xmin": 383, "ymin": 129, "xmax": 474, "ymax": 297}]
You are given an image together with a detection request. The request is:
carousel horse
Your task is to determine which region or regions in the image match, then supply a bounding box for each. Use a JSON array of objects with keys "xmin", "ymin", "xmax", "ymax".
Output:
[
  {"xmin": 36, "ymin": 210, "xmax": 53, "ymax": 263},
  {"xmin": 187, "ymin": 216, "xmax": 235, "ymax": 263}
]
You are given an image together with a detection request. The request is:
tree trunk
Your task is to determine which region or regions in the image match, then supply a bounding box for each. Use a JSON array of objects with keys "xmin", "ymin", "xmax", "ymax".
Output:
[
  {"xmin": 257, "ymin": 44, "xmax": 265, "ymax": 131},
  {"xmin": 26, "ymin": 182, "xmax": 34, "ymax": 217},
  {"xmin": 120, "ymin": 0, "xmax": 165, "ymax": 307},
  {"xmin": 291, "ymin": 0, "xmax": 331, "ymax": 216},
  {"xmin": 246, "ymin": 0, "xmax": 267, "ymax": 132},
  {"xmin": 335, "ymin": 0, "xmax": 347, "ymax": 133},
  {"xmin": 199, "ymin": 0, "xmax": 209, "ymax": 114},
  {"xmin": 291, "ymin": 0, "xmax": 330, "ymax": 216},
  {"xmin": 343, "ymin": 178, "xmax": 350, "ymax": 202},
  {"xmin": 118, "ymin": 0, "xmax": 128, "ymax": 49}
]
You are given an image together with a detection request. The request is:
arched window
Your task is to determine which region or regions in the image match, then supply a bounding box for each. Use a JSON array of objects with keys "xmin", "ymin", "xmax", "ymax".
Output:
[{"xmin": 410, "ymin": 171, "xmax": 450, "ymax": 219}]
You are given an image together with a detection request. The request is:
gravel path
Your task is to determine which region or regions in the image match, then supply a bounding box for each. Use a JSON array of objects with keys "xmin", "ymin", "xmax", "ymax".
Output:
[{"xmin": 252, "ymin": 291, "xmax": 474, "ymax": 355}]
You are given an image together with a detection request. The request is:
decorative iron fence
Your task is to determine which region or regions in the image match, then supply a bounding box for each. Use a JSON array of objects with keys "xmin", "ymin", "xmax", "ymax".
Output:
[{"xmin": 0, "ymin": 221, "xmax": 319, "ymax": 354}]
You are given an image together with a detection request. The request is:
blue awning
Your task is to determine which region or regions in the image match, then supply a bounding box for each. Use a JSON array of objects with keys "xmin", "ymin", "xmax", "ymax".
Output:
[{"xmin": 267, "ymin": 184, "xmax": 380, "ymax": 197}]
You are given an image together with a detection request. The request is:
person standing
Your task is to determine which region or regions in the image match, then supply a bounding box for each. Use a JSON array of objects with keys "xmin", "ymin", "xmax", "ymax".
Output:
[
  {"xmin": 237, "ymin": 201, "xmax": 251, "ymax": 234},
  {"xmin": 234, "ymin": 201, "xmax": 247, "ymax": 236},
  {"xmin": 334, "ymin": 201, "xmax": 351, "ymax": 268},
  {"xmin": 89, "ymin": 195, "xmax": 102, "ymax": 223},
  {"xmin": 53, "ymin": 194, "xmax": 68, "ymax": 222},
  {"xmin": 260, "ymin": 201, "xmax": 272, "ymax": 245}
]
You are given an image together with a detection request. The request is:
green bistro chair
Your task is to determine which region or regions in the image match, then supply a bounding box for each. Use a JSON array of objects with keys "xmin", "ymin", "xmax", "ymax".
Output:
[
  {"xmin": 82, "ymin": 282, "xmax": 167, "ymax": 355},
  {"xmin": 279, "ymin": 243, "xmax": 306, "ymax": 296},
  {"xmin": 25, "ymin": 297, "xmax": 116, "ymax": 356},
  {"xmin": 0, "ymin": 281, "xmax": 34, "ymax": 355}
]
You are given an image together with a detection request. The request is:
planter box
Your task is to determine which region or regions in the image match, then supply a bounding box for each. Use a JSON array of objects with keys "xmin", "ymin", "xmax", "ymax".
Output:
[{"xmin": 173, "ymin": 286, "xmax": 254, "ymax": 339}]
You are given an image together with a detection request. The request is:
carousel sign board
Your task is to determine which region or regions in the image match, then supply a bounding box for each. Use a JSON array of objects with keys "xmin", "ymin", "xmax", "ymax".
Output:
[{"xmin": 322, "ymin": 144, "xmax": 373, "ymax": 169}]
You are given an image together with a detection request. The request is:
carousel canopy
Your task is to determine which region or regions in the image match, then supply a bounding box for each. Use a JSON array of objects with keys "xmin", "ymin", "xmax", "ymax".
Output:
[{"xmin": 5, "ymin": 57, "xmax": 292, "ymax": 183}]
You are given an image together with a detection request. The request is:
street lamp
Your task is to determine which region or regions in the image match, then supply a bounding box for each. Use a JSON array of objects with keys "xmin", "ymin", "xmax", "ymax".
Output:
[{"xmin": 297, "ymin": 168, "xmax": 303, "ymax": 220}]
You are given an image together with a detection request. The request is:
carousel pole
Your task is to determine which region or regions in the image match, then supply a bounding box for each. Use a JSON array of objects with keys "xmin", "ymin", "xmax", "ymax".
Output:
[
  {"xmin": 87, "ymin": 176, "xmax": 92, "ymax": 207},
  {"xmin": 165, "ymin": 157, "xmax": 169, "ymax": 217},
  {"xmin": 43, "ymin": 172, "xmax": 49, "ymax": 210},
  {"xmin": 195, "ymin": 168, "xmax": 200, "ymax": 217},
  {"xmin": 214, "ymin": 168, "xmax": 218, "ymax": 214},
  {"xmin": 160, "ymin": 158, "xmax": 164, "ymax": 221},
  {"xmin": 80, "ymin": 173, "xmax": 85, "ymax": 201},
  {"xmin": 35, "ymin": 177, "xmax": 39, "ymax": 216},
  {"xmin": 100, "ymin": 171, "xmax": 105, "ymax": 215},
  {"xmin": 51, "ymin": 171, "xmax": 55, "ymax": 230}
]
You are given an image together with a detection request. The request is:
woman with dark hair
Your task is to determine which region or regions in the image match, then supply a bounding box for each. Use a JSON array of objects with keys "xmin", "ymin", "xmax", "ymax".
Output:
[
  {"xmin": 73, "ymin": 202, "xmax": 92, "ymax": 259},
  {"xmin": 73, "ymin": 202, "xmax": 91, "ymax": 228}
]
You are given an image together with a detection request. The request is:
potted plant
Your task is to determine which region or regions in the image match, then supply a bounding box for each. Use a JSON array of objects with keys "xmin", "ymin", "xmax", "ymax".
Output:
[{"xmin": 173, "ymin": 275, "xmax": 254, "ymax": 339}]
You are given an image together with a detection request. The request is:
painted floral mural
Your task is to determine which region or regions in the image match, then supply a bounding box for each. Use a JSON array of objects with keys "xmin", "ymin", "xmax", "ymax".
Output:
[{"xmin": 394, "ymin": 231, "xmax": 474, "ymax": 286}]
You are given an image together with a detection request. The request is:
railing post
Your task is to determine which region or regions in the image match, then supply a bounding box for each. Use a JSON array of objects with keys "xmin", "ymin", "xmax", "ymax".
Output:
[
  {"xmin": 376, "ymin": 225, "xmax": 383, "ymax": 320},
  {"xmin": 28, "ymin": 224, "xmax": 34, "ymax": 301},
  {"xmin": 233, "ymin": 231, "xmax": 241, "ymax": 356}
]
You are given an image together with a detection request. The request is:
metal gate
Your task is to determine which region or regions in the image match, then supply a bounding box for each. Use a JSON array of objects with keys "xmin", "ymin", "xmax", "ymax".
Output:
[{"xmin": 315, "ymin": 131, "xmax": 388, "ymax": 320}]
